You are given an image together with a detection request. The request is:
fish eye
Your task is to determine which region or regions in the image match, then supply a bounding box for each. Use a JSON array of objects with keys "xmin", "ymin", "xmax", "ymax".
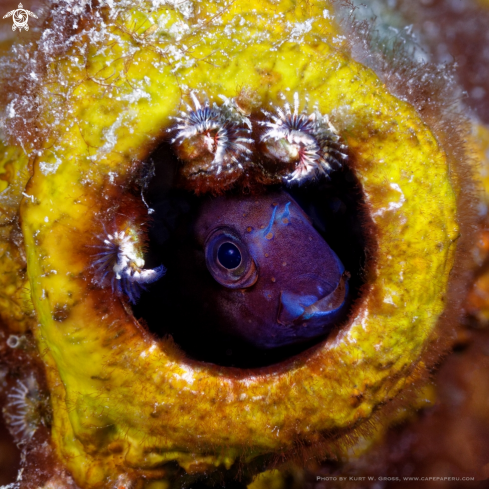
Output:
[
  {"xmin": 205, "ymin": 227, "xmax": 257, "ymax": 288},
  {"xmin": 217, "ymin": 242, "xmax": 242, "ymax": 269}
]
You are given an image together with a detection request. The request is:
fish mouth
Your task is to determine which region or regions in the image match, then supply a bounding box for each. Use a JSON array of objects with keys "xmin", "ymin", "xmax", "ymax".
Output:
[{"xmin": 277, "ymin": 271, "xmax": 350, "ymax": 327}]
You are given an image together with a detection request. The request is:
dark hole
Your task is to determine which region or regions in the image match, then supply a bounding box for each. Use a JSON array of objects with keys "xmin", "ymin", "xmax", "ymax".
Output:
[
  {"xmin": 0, "ymin": 413, "xmax": 21, "ymax": 485},
  {"xmin": 133, "ymin": 143, "xmax": 372, "ymax": 368}
]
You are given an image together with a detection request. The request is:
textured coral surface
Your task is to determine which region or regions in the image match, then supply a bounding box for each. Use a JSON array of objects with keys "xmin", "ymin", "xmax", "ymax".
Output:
[{"xmin": 0, "ymin": 0, "xmax": 487, "ymax": 488}]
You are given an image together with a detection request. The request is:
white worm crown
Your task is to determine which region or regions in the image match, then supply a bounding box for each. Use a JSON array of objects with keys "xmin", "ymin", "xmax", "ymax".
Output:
[
  {"xmin": 170, "ymin": 92, "xmax": 253, "ymax": 175},
  {"xmin": 3, "ymin": 375, "xmax": 45, "ymax": 445},
  {"xmin": 91, "ymin": 227, "xmax": 165, "ymax": 304},
  {"xmin": 260, "ymin": 92, "xmax": 347, "ymax": 184}
]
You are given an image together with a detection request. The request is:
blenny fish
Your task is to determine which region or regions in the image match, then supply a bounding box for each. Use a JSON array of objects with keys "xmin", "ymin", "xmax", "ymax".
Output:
[{"xmin": 179, "ymin": 190, "xmax": 349, "ymax": 349}]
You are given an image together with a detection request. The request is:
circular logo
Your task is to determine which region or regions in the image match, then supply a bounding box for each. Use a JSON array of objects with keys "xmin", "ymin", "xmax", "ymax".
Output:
[
  {"xmin": 3, "ymin": 3, "xmax": 38, "ymax": 32},
  {"xmin": 12, "ymin": 8, "xmax": 28, "ymax": 31}
]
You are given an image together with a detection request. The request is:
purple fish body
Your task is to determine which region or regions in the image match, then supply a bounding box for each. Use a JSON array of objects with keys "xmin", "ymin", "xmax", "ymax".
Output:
[{"xmin": 190, "ymin": 190, "xmax": 349, "ymax": 349}]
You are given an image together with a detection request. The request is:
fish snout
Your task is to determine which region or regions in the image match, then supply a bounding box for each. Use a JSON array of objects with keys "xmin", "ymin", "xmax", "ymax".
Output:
[{"xmin": 277, "ymin": 272, "xmax": 350, "ymax": 327}]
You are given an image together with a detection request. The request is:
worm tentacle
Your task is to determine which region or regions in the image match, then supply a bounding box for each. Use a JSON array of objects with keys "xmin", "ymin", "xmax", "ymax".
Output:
[
  {"xmin": 91, "ymin": 229, "xmax": 165, "ymax": 304},
  {"xmin": 260, "ymin": 92, "xmax": 347, "ymax": 184}
]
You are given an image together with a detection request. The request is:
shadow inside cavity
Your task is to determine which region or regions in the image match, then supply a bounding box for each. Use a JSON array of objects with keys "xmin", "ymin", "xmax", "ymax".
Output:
[{"xmin": 0, "ymin": 413, "xmax": 21, "ymax": 485}]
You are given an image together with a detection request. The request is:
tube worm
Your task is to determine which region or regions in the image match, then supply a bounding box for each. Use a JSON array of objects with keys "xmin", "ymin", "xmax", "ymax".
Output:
[
  {"xmin": 258, "ymin": 92, "xmax": 346, "ymax": 184},
  {"xmin": 170, "ymin": 91, "xmax": 254, "ymax": 194},
  {"xmin": 0, "ymin": 0, "xmax": 483, "ymax": 488},
  {"xmin": 2, "ymin": 374, "xmax": 49, "ymax": 445},
  {"xmin": 90, "ymin": 225, "xmax": 165, "ymax": 305}
]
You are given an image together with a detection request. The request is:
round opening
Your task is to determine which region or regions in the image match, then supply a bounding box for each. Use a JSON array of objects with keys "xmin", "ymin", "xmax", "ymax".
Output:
[{"xmin": 132, "ymin": 143, "xmax": 372, "ymax": 368}]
